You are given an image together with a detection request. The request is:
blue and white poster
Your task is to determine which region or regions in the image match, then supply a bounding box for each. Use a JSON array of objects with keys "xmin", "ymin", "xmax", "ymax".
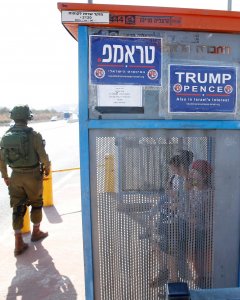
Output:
[
  {"xmin": 90, "ymin": 35, "xmax": 162, "ymax": 86},
  {"xmin": 169, "ymin": 65, "xmax": 237, "ymax": 113}
]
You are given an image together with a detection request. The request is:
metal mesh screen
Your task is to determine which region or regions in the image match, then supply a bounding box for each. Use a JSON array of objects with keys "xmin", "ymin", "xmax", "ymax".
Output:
[{"xmin": 93, "ymin": 133, "xmax": 214, "ymax": 299}]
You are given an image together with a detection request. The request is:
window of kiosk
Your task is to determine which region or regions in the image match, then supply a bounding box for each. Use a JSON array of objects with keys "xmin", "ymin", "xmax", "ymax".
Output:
[{"xmin": 88, "ymin": 28, "xmax": 240, "ymax": 120}]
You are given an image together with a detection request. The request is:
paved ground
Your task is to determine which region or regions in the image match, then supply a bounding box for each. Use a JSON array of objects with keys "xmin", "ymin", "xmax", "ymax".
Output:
[{"xmin": 0, "ymin": 171, "xmax": 85, "ymax": 300}]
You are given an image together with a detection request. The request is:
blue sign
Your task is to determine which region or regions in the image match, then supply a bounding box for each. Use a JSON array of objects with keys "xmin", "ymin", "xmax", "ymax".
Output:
[
  {"xmin": 90, "ymin": 35, "xmax": 162, "ymax": 86},
  {"xmin": 169, "ymin": 65, "xmax": 237, "ymax": 113}
]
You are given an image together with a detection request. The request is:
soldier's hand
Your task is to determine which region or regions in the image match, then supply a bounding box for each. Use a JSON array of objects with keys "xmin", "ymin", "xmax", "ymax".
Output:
[
  {"xmin": 4, "ymin": 178, "xmax": 10, "ymax": 186},
  {"xmin": 44, "ymin": 168, "xmax": 50, "ymax": 177}
]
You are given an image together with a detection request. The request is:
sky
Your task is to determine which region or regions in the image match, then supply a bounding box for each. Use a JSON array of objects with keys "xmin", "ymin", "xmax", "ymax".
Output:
[{"xmin": 0, "ymin": 0, "xmax": 240, "ymax": 110}]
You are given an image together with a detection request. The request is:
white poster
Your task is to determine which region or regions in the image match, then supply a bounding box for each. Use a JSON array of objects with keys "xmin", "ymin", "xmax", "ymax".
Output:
[
  {"xmin": 62, "ymin": 11, "xmax": 109, "ymax": 23},
  {"xmin": 97, "ymin": 85, "xmax": 142, "ymax": 107}
]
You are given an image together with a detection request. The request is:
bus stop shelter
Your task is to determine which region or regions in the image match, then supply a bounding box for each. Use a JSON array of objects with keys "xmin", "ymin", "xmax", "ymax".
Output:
[{"xmin": 58, "ymin": 3, "xmax": 240, "ymax": 299}]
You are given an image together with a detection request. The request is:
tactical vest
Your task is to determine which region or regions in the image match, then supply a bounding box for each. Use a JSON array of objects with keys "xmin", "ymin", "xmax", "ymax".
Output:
[{"xmin": 0, "ymin": 127, "xmax": 39, "ymax": 168}]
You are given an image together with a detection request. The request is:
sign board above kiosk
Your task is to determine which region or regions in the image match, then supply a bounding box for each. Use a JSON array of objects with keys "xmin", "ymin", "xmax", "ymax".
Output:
[{"xmin": 58, "ymin": 3, "xmax": 240, "ymax": 37}]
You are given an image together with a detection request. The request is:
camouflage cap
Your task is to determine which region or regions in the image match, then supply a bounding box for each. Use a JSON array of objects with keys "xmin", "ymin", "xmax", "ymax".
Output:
[{"xmin": 10, "ymin": 105, "xmax": 33, "ymax": 121}]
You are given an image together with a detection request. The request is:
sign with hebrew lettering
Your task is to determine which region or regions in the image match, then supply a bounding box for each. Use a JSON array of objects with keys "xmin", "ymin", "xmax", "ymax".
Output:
[
  {"xmin": 169, "ymin": 65, "xmax": 237, "ymax": 113},
  {"xmin": 62, "ymin": 11, "xmax": 109, "ymax": 23},
  {"xmin": 90, "ymin": 35, "xmax": 162, "ymax": 85}
]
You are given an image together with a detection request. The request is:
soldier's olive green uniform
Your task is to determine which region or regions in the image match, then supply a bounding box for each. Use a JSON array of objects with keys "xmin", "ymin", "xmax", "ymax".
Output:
[
  {"xmin": 0, "ymin": 153, "xmax": 8, "ymax": 179},
  {"xmin": 0, "ymin": 124, "xmax": 50, "ymax": 231}
]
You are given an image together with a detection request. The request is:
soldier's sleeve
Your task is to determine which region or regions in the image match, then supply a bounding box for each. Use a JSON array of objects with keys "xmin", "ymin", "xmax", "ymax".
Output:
[
  {"xmin": 33, "ymin": 132, "xmax": 51, "ymax": 171},
  {"xmin": 0, "ymin": 150, "xmax": 8, "ymax": 179}
]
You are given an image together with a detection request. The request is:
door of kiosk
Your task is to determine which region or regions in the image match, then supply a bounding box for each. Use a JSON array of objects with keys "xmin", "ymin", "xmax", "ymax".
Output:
[{"xmin": 58, "ymin": 4, "xmax": 240, "ymax": 299}]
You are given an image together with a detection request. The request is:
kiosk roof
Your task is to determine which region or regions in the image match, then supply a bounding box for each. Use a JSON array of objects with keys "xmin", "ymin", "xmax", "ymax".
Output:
[{"xmin": 57, "ymin": 3, "xmax": 240, "ymax": 40}]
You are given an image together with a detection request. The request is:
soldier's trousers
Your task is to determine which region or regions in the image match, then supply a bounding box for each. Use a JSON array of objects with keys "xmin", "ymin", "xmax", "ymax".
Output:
[{"xmin": 8, "ymin": 167, "xmax": 43, "ymax": 231}]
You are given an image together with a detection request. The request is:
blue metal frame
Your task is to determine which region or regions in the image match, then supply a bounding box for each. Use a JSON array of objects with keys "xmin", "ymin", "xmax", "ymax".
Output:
[
  {"xmin": 78, "ymin": 26, "xmax": 240, "ymax": 299},
  {"xmin": 78, "ymin": 26, "xmax": 94, "ymax": 300},
  {"xmin": 88, "ymin": 119, "xmax": 240, "ymax": 130}
]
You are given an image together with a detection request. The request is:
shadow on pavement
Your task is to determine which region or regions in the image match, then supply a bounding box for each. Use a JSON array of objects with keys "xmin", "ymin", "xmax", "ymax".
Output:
[
  {"xmin": 43, "ymin": 206, "xmax": 63, "ymax": 224},
  {"xmin": 6, "ymin": 242, "xmax": 77, "ymax": 300}
]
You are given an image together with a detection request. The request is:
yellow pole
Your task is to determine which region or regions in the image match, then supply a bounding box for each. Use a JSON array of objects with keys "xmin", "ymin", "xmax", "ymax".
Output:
[
  {"xmin": 52, "ymin": 167, "xmax": 80, "ymax": 173},
  {"xmin": 104, "ymin": 154, "xmax": 115, "ymax": 192},
  {"xmin": 43, "ymin": 168, "xmax": 53, "ymax": 206},
  {"xmin": 21, "ymin": 207, "xmax": 30, "ymax": 234}
]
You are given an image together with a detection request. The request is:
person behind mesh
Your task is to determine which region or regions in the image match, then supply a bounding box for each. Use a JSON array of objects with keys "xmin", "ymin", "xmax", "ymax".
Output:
[
  {"xmin": 187, "ymin": 159, "xmax": 213, "ymax": 288},
  {"xmin": 149, "ymin": 149, "xmax": 194, "ymax": 288}
]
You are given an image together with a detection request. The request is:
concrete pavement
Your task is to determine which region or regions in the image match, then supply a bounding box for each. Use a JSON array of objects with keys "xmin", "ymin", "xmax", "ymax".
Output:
[{"xmin": 0, "ymin": 171, "xmax": 85, "ymax": 300}]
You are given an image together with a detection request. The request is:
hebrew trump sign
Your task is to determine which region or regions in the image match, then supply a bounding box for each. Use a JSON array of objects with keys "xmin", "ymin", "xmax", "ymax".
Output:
[
  {"xmin": 169, "ymin": 65, "xmax": 237, "ymax": 113},
  {"xmin": 90, "ymin": 35, "xmax": 162, "ymax": 86}
]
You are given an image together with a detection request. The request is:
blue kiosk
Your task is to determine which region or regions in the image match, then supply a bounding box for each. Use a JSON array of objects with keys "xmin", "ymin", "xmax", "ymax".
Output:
[{"xmin": 58, "ymin": 3, "xmax": 240, "ymax": 299}]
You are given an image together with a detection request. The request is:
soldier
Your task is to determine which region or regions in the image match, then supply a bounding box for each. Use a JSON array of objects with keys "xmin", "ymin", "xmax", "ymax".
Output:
[{"xmin": 0, "ymin": 105, "xmax": 51, "ymax": 256}]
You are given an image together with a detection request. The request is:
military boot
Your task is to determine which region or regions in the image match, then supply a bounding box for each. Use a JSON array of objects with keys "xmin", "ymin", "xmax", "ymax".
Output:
[
  {"xmin": 14, "ymin": 232, "xmax": 28, "ymax": 256},
  {"xmin": 31, "ymin": 224, "xmax": 48, "ymax": 242}
]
